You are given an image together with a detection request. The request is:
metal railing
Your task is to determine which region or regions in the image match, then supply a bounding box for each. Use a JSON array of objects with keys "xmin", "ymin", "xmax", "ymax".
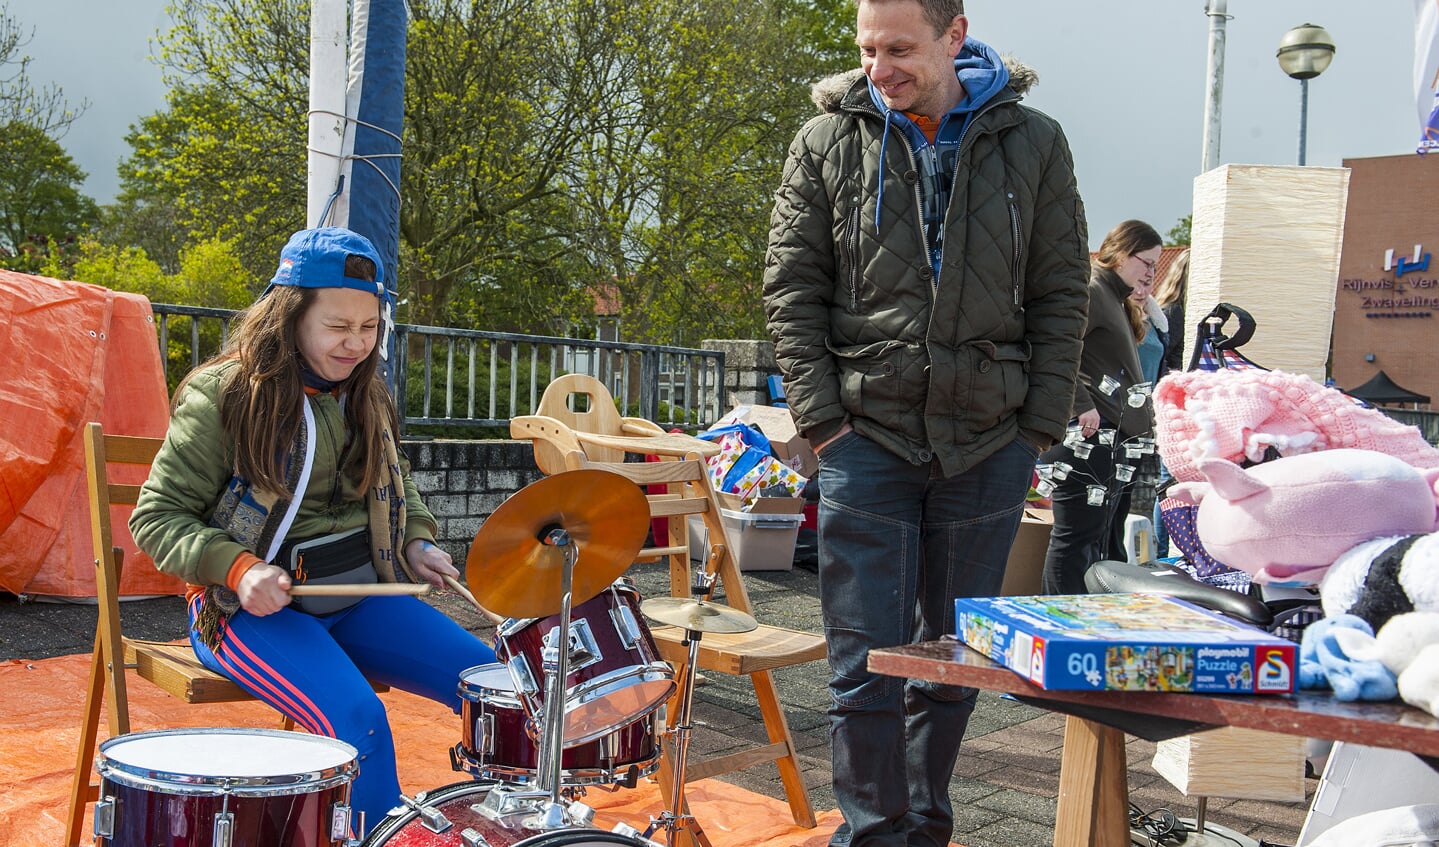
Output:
[{"xmin": 150, "ymin": 304, "xmax": 726, "ymax": 434}]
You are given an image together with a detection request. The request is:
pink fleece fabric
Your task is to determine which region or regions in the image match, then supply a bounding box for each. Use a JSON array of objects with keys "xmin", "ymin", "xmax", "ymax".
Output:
[{"xmin": 1155, "ymin": 369, "xmax": 1439, "ymax": 483}]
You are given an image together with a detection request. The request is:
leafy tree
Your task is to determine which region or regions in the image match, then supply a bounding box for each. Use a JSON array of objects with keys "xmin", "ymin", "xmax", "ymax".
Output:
[
  {"xmin": 120, "ymin": 0, "xmax": 851, "ymax": 345},
  {"xmin": 0, "ymin": 121, "xmax": 98, "ymax": 271},
  {"xmin": 1166, "ymin": 214, "xmax": 1192, "ymax": 247}
]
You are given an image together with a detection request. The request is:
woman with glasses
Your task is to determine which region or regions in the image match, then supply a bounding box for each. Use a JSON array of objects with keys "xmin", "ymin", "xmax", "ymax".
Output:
[{"xmin": 1040, "ymin": 220, "xmax": 1162, "ymax": 593}]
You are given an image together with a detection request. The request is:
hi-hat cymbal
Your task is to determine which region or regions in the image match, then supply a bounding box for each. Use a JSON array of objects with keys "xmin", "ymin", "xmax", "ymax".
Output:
[
  {"xmin": 466, "ymin": 469, "xmax": 649, "ymax": 619},
  {"xmin": 641, "ymin": 597, "xmax": 758, "ymax": 634}
]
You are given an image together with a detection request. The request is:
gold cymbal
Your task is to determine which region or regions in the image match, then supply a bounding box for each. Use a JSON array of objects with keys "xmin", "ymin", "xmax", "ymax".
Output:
[
  {"xmin": 640, "ymin": 597, "xmax": 759, "ymax": 634},
  {"xmin": 466, "ymin": 469, "xmax": 650, "ymax": 619}
]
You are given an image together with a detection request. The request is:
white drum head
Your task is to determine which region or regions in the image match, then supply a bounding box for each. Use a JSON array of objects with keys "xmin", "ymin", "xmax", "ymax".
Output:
[
  {"xmin": 460, "ymin": 663, "xmax": 519, "ymax": 698},
  {"xmin": 99, "ymin": 728, "xmax": 356, "ymax": 790}
]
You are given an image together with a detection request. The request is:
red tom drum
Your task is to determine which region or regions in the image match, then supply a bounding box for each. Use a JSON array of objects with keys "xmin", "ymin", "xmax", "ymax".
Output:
[
  {"xmin": 451, "ymin": 663, "xmax": 659, "ymax": 787},
  {"xmin": 94, "ymin": 727, "xmax": 357, "ymax": 847},
  {"xmin": 495, "ymin": 579, "xmax": 674, "ymax": 747}
]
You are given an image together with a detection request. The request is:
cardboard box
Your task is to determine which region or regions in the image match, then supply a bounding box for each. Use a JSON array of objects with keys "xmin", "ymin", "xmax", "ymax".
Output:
[
  {"xmin": 955, "ymin": 593, "xmax": 1297, "ymax": 694},
  {"xmin": 716, "ymin": 405, "xmax": 818, "ymax": 478},
  {"xmin": 1001, "ymin": 508, "xmax": 1053, "ymax": 596},
  {"xmin": 688, "ymin": 492, "xmax": 805, "ymax": 571}
]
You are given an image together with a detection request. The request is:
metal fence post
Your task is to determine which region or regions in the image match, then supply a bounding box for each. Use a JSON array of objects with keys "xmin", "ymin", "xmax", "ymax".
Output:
[
  {"xmin": 393, "ymin": 325, "xmax": 409, "ymax": 436},
  {"xmin": 639, "ymin": 349, "xmax": 659, "ymax": 423}
]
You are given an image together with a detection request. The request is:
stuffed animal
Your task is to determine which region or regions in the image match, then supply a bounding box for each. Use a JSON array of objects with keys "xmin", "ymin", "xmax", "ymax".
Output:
[
  {"xmin": 1168, "ymin": 449, "xmax": 1439, "ymax": 586},
  {"xmin": 1296, "ymin": 534, "xmax": 1439, "ymax": 713}
]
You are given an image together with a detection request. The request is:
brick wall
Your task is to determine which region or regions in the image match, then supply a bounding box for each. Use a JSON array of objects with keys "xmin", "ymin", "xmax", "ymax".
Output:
[{"xmin": 401, "ymin": 439, "xmax": 545, "ymax": 560}]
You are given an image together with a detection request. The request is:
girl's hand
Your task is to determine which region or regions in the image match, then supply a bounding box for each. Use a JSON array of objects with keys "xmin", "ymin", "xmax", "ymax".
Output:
[
  {"xmin": 405, "ymin": 539, "xmax": 457, "ymax": 589},
  {"xmin": 236, "ymin": 563, "xmax": 292, "ymax": 616}
]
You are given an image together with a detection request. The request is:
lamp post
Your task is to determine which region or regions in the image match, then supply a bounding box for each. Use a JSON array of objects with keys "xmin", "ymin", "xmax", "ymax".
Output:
[{"xmin": 1276, "ymin": 23, "xmax": 1336, "ymax": 166}]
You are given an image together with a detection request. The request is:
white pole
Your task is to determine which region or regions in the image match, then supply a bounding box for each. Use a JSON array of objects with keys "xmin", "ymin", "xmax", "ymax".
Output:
[
  {"xmin": 1200, "ymin": 0, "xmax": 1228, "ymax": 173},
  {"xmin": 308, "ymin": 0, "xmax": 349, "ymax": 227}
]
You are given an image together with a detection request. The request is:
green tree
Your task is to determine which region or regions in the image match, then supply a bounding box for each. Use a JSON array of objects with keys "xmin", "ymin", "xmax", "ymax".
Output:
[
  {"xmin": 120, "ymin": 0, "xmax": 848, "ymax": 344},
  {"xmin": 0, "ymin": 121, "xmax": 98, "ymax": 271},
  {"xmin": 1166, "ymin": 214, "xmax": 1192, "ymax": 247}
]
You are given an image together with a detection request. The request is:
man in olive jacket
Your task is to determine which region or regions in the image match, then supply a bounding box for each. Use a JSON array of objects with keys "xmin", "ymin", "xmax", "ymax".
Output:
[{"xmin": 761, "ymin": 1, "xmax": 1088, "ymax": 845}]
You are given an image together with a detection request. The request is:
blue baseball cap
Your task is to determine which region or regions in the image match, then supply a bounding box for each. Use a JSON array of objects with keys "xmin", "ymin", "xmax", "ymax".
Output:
[{"xmin": 266, "ymin": 226, "xmax": 388, "ymax": 299}]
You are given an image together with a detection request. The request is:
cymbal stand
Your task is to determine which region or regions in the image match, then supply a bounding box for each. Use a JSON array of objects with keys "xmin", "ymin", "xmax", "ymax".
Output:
[
  {"xmin": 535, "ymin": 526, "xmax": 579, "ymax": 829},
  {"xmin": 647, "ymin": 571, "xmax": 716, "ymax": 847}
]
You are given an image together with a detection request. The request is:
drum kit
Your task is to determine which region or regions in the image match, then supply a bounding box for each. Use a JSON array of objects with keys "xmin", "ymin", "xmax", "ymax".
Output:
[{"xmin": 89, "ymin": 469, "xmax": 760, "ymax": 847}]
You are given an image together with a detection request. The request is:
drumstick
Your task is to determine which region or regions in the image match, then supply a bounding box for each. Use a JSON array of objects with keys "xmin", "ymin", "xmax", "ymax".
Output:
[
  {"xmin": 442, "ymin": 574, "xmax": 505, "ymax": 625},
  {"xmin": 288, "ymin": 583, "xmax": 431, "ymax": 597}
]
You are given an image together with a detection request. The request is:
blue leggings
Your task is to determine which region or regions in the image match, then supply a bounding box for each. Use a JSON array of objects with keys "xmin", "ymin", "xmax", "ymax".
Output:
[{"xmin": 188, "ymin": 594, "xmax": 496, "ymax": 827}]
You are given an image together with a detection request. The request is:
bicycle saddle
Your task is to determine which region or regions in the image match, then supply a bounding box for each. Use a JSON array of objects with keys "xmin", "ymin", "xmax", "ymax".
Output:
[{"xmin": 1084, "ymin": 559, "xmax": 1274, "ymax": 629}]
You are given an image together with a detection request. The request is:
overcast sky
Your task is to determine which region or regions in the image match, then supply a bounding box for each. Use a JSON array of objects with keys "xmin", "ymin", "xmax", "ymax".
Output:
[{"xmin": 14, "ymin": 0, "xmax": 1427, "ymax": 249}]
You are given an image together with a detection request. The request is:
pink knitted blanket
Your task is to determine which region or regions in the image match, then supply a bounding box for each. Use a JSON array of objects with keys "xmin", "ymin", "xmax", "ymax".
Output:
[{"xmin": 1155, "ymin": 369, "xmax": 1439, "ymax": 483}]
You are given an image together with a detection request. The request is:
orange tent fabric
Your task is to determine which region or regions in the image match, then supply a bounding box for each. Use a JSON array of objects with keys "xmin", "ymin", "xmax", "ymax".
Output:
[
  {"xmin": 0, "ymin": 271, "xmax": 179, "ymax": 598},
  {"xmin": 1, "ymin": 654, "xmax": 846, "ymax": 847}
]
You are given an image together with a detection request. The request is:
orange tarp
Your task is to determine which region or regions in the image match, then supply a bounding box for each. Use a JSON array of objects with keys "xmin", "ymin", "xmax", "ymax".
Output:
[
  {"xmin": 0, "ymin": 271, "xmax": 179, "ymax": 598},
  {"xmin": 0, "ymin": 654, "xmax": 845, "ymax": 847}
]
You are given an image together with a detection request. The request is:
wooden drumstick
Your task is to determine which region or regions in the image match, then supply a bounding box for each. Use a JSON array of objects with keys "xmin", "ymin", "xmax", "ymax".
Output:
[
  {"xmin": 442, "ymin": 574, "xmax": 505, "ymax": 625},
  {"xmin": 288, "ymin": 583, "xmax": 431, "ymax": 597}
]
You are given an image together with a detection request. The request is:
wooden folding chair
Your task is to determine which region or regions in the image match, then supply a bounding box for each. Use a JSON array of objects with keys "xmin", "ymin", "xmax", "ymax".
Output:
[
  {"xmin": 63, "ymin": 422, "xmax": 387, "ymax": 847},
  {"xmin": 512, "ymin": 375, "xmax": 825, "ymax": 832}
]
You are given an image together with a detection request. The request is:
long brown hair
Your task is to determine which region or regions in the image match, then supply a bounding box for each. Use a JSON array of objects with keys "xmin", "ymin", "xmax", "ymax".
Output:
[
  {"xmin": 1154, "ymin": 248, "xmax": 1190, "ymax": 310},
  {"xmin": 1093, "ymin": 219, "xmax": 1161, "ymax": 344},
  {"xmin": 174, "ymin": 282, "xmax": 396, "ymax": 496}
]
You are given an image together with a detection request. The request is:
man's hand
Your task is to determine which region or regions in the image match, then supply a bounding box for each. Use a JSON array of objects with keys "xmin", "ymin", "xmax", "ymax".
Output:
[
  {"xmin": 405, "ymin": 539, "xmax": 458, "ymax": 589},
  {"xmin": 1076, "ymin": 408, "xmax": 1101, "ymax": 439},
  {"xmin": 236, "ymin": 563, "xmax": 292, "ymax": 616}
]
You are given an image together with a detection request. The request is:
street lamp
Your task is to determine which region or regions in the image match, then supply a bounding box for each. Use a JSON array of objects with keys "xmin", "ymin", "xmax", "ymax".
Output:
[{"xmin": 1276, "ymin": 23, "xmax": 1336, "ymax": 166}]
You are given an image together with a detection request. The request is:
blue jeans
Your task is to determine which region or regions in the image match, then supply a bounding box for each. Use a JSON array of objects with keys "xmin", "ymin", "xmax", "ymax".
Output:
[{"xmin": 817, "ymin": 433, "xmax": 1035, "ymax": 847}]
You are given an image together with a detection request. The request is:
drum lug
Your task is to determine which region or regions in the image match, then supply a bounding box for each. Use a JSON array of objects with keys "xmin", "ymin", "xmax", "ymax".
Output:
[
  {"xmin": 507, "ymin": 655, "xmax": 540, "ymax": 697},
  {"xmin": 460, "ymin": 827, "xmax": 491, "ymax": 847},
  {"xmin": 399, "ymin": 791, "xmax": 452, "ymax": 834},
  {"xmin": 213, "ymin": 810, "xmax": 234, "ymax": 847},
  {"xmin": 612, "ymin": 603, "xmax": 643, "ymax": 650},
  {"xmin": 479, "ymin": 713, "xmax": 495, "ymax": 755},
  {"xmin": 92, "ymin": 796, "xmax": 115, "ymax": 839},
  {"xmin": 329, "ymin": 802, "xmax": 352, "ymax": 843},
  {"xmin": 541, "ymin": 617, "xmax": 601, "ymax": 672}
]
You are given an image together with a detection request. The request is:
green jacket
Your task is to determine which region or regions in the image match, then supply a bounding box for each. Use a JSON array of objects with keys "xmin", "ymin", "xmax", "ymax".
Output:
[
  {"xmin": 130, "ymin": 360, "xmax": 437, "ymax": 587},
  {"xmin": 762, "ymin": 62, "xmax": 1090, "ymax": 476}
]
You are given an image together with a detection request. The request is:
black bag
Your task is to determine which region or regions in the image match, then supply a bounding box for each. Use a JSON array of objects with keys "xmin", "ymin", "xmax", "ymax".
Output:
[{"xmin": 275, "ymin": 527, "xmax": 377, "ymax": 615}]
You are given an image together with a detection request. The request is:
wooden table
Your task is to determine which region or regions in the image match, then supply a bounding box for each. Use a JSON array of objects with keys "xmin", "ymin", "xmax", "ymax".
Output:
[{"xmin": 869, "ymin": 638, "xmax": 1439, "ymax": 847}]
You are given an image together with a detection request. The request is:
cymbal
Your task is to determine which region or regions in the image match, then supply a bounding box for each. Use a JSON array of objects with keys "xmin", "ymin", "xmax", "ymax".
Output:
[
  {"xmin": 641, "ymin": 597, "xmax": 758, "ymax": 634},
  {"xmin": 466, "ymin": 469, "xmax": 650, "ymax": 619}
]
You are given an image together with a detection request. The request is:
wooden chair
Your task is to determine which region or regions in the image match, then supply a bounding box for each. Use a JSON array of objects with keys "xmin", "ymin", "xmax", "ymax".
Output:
[
  {"xmin": 512, "ymin": 375, "xmax": 826, "ymax": 831},
  {"xmin": 63, "ymin": 422, "xmax": 388, "ymax": 846}
]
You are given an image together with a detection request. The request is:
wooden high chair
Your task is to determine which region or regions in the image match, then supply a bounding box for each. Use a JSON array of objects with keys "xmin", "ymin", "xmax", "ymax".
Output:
[{"xmin": 511, "ymin": 374, "xmax": 825, "ymax": 831}]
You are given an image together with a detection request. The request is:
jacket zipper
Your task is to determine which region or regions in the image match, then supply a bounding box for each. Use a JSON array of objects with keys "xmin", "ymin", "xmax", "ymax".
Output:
[
  {"xmin": 925, "ymin": 93, "xmax": 1014, "ymax": 291},
  {"xmin": 846, "ymin": 204, "xmax": 861, "ymax": 310},
  {"xmin": 1006, "ymin": 189, "xmax": 1023, "ymax": 306}
]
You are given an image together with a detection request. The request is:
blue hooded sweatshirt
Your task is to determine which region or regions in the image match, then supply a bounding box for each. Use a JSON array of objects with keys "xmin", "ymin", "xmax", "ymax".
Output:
[{"xmin": 866, "ymin": 36, "xmax": 1011, "ymax": 280}]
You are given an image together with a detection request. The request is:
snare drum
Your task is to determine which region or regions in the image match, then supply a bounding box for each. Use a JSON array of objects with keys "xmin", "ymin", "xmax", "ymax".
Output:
[
  {"xmin": 496, "ymin": 579, "xmax": 674, "ymax": 747},
  {"xmin": 452, "ymin": 663, "xmax": 659, "ymax": 787},
  {"xmin": 361, "ymin": 781, "xmax": 652, "ymax": 847},
  {"xmin": 94, "ymin": 727, "xmax": 357, "ymax": 847}
]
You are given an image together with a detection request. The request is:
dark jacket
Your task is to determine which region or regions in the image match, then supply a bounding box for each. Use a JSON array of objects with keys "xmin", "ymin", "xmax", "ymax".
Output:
[
  {"xmin": 1071, "ymin": 267, "xmax": 1155, "ymax": 438},
  {"xmin": 762, "ymin": 60, "xmax": 1090, "ymax": 477}
]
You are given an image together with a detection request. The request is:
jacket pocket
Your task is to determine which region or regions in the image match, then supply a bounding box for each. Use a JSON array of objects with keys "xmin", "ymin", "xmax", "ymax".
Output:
[
  {"xmin": 959, "ymin": 340, "xmax": 1031, "ymax": 434},
  {"xmin": 828, "ymin": 339, "xmax": 914, "ymax": 417}
]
